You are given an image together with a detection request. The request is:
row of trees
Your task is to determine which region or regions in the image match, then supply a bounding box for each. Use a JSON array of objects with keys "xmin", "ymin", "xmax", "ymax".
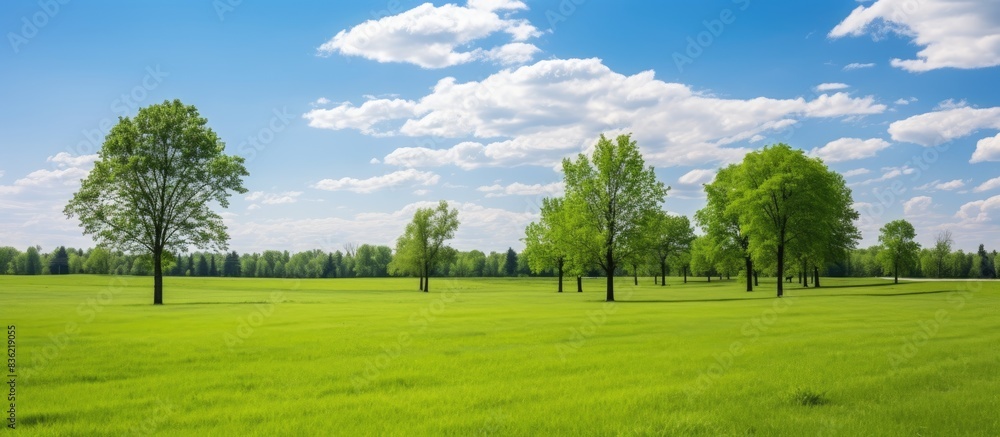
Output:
[
  {"xmin": 0, "ymin": 244, "xmax": 540, "ymax": 279},
  {"xmin": 523, "ymin": 138, "xmax": 861, "ymax": 300}
]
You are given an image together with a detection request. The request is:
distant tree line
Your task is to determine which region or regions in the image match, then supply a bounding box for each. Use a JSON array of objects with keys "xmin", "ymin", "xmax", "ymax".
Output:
[{"xmin": 0, "ymin": 244, "xmax": 543, "ymax": 279}]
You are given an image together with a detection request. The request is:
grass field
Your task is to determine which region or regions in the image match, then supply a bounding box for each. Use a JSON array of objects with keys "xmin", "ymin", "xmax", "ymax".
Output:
[{"xmin": 2, "ymin": 274, "xmax": 999, "ymax": 435}]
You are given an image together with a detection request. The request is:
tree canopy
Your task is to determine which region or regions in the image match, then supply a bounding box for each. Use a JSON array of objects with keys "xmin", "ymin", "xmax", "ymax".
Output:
[
  {"xmin": 562, "ymin": 133, "xmax": 668, "ymax": 301},
  {"xmin": 390, "ymin": 200, "xmax": 460, "ymax": 292},
  {"xmin": 64, "ymin": 99, "xmax": 249, "ymax": 304},
  {"xmin": 877, "ymin": 219, "xmax": 920, "ymax": 284}
]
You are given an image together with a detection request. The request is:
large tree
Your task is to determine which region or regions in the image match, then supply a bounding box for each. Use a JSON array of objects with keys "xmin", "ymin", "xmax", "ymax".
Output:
[
  {"xmin": 391, "ymin": 200, "xmax": 460, "ymax": 292},
  {"xmin": 562, "ymin": 133, "xmax": 668, "ymax": 301},
  {"xmin": 727, "ymin": 144, "xmax": 858, "ymax": 297},
  {"xmin": 649, "ymin": 212, "xmax": 695, "ymax": 286},
  {"xmin": 877, "ymin": 219, "xmax": 920, "ymax": 284},
  {"xmin": 65, "ymin": 100, "xmax": 248, "ymax": 304}
]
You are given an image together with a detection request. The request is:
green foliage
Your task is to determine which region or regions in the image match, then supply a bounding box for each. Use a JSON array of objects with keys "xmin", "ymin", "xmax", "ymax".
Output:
[
  {"xmin": 877, "ymin": 219, "xmax": 920, "ymax": 283},
  {"xmin": 724, "ymin": 144, "xmax": 859, "ymax": 296},
  {"xmin": 64, "ymin": 99, "xmax": 248, "ymax": 303},
  {"xmin": 390, "ymin": 200, "xmax": 460, "ymax": 290},
  {"xmin": 562, "ymin": 133, "xmax": 668, "ymax": 301}
]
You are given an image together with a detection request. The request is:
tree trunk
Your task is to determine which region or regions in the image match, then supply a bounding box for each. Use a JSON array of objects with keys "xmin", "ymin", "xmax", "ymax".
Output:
[
  {"xmin": 633, "ymin": 267, "xmax": 638, "ymax": 286},
  {"xmin": 683, "ymin": 266, "xmax": 687, "ymax": 284},
  {"xmin": 153, "ymin": 247, "xmax": 163, "ymax": 305},
  {"xmin": 753, "ymin": 270, "xmax": 759, "ymax": 286},
  {"xmin": 577, "ymin": 275, "xmax": 582, "ymax": 293},
  {"xmin": 419, "ymin": 275, "xmax": 424, "ymax": 291},
  {"xmin": 654, "ymin": 275, "xmax": 658, "ymax": 285},
  {"xmin": 707, "ymin": 274, "xmax": 711, "ymax": 282},
  {"xmin": 661, "ymin": 259, "xmax": 667, "ymax": 286},
  {"xmin": 557, "ymin": 258, "xmax": 564, "ymax": 293},
  {"xmin": 813, "ymin": 266, "xmax": 820, "ymax": 288},
  {"xmin": 894, "ymin": 262, "xmax": 899, "ymax": 284},
  {"xmin": 745, "ymin": 257, "xmax": 754, "ymax": 292},
  {"xmin": 424, "ymin": 262, "xmax": 430, "ymax": 292},
  {"xmin": 776, "ymin": 244, "xmax": 784, "ymax": 298}
]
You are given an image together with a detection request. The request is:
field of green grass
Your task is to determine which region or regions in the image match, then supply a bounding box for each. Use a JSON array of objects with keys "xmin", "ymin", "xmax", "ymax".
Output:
[{"xmin": 2, "ymin": 274, "xmax": 998, "ymax": 435}]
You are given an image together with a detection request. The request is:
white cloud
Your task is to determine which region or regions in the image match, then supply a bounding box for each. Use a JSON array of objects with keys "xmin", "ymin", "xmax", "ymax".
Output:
[
  {"xmin": 888, "ymin": 106, "xmax": 1000, "ymax": 146},
  {"xmin": 973, "ymin": 177, "xmax": 1000, "ymax": 193},
  {"xmin": 316, "ymin": 0, "xmax": 541, "ymax": 69},
  {"xmin": 934, "ymin": 179, "xmax": 965, "ymax": 191},
  {"xmin": 843, "ymin": 168, "xmax": 871, "ymax": 178},
  {"xmin": 225, "ymin": 200, "xmax": 538, "ymax": 253},
  {"xmin": 369, "ymin": 158, "xmax": 381, "ymax": 164},
  {"xmin": 830, "ymin": 0, "xmax": 1000, "ymax": 71},
  {"xmin": 312, "ymin": 97, "xmax": 331, "ymax": 106},
  {"xmin": 971, "ymin": 133, "xmax": 1000, "ymax": 163},
  {"xmin": 815, "ymin": 82, "xmax": 850, "ymax": 92},
  {"xmin": 476, "ymin": 181, "xmax": 564, "ymax": 197},
  {"xmin": 894, "ymin": 97, "xmax": 916, "ymax": 105},
  {"xmin": 955, "ymin": 195, "xmax": 1000, "ymax": 223},
  {"xmin": 303, "ymin": 98, "xmax": 417, "ymax": 135},
  {"xmin": 843, "ymin": 62, "xmax": 876, "ymax": 70},
  {"xmin": 678, "ymin": 169, "xmax": 716, "ymax": 185},
  {"xmin": 312, "ymin": 169, "xmax": 440, "ymax": 193},
  {"xmin": 810, "ymin": 137, "xmax": 891, "ymax": 163},
  {"xmin": 856, "ymin": 165, "xmax": 915, "ymax": 185},
  {"xmin": 245, "ymin": 191, "xmax": 303, "ymax": 205},
  {"xmin": 309, "ymin": 58, "xmax": 886, "ymax": 169},
  {"xmin": 903, "ymin": 196, "xmax": 932, "ymax": 216},
  {"xmin": 0, "ymin": 153, "xmax": 98, "ymax": 195}
]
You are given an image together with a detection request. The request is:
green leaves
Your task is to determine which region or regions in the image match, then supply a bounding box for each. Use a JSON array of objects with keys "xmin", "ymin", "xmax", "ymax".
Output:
[
  {"xmin": 64, "ymin": 99, "xmax": 249, "ymax": 303},
  {"xmin": 390, "ymin": 200, "xmax": 460, "ymax": 288},
  {"xmin": 560, "ymin": 133, "xmax": 668, "ymax": 300},
  {"xmin": 877, "ymin": 219, "xmax": 921, "ymax": 278}
]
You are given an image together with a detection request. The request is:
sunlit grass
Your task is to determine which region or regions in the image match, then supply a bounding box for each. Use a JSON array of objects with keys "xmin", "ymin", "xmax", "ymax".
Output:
[{"xmin": 2, "ymin": 275, "xmax": 998, "ymax": 435}]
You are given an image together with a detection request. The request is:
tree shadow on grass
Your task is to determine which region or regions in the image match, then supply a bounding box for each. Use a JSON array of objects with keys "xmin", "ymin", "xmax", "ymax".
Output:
[{"xmin": 610, "ymin": 288, "xmax": 957, "ymax": 303}]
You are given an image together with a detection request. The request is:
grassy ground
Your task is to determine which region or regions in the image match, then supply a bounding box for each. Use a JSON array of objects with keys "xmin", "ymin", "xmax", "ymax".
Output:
[{"xmin": 2, "ymin": 274, "xmax": 998, "ymax": 436}]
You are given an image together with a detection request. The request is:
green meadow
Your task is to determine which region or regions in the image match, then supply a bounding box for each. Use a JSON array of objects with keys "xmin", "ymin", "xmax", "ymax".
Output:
[{"xmin": 2, "ymin": 275, "xmax": 999, "ymax": 435}]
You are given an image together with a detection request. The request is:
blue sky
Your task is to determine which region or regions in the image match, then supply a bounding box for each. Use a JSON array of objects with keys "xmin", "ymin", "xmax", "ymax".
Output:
[{"xmin": 2, "ymin": 0, "xmax": 999, "ymax": 255}]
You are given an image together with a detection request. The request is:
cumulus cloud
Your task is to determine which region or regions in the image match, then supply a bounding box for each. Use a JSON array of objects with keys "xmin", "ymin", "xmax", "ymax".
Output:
[
  {"xmin": 973, "ymin": 176, "xmax": 1000, "ymax": 193},
  {"xmin": 225, "ymin": 200, "xmax": 538, "ymax": 253},
  {"xmin": 476, "ymin": 181, "xmax": 564, "ymax": 197},
  {"xmin": 810, "ymin": 137, "xmax": 891, "ymax": 163},
  {"xmin": 677, "ymin": 169, "xmax": 716, "ymax": 185},
  {"xmin": 312, "ymin": 169, "xmax": 440, "ymax": 193},
  {"xmin": 955, "ymin": 195, "xmax": 1000, "ymax": 223},
  {"xmin": 316, "ymin": 0, "xmax": 541, "ymax": 68},
  {"xmin": 815, "ymin": 82, "xmax": 850, "ymax": 92},
  {"xmin": 307, "ymin": 58, "xmax": 886, "ymax": 169},
  {"xmin": 888, "ymin": 106, "xmax": 1000, "ymax": 146},
  {"xmin": 830, "ymin": 0, "xmax": 1000, "ymax": 71},
  {"xmin": 856, "ymin": 165, "xmax": 916, "ymax": 185},
  {"xmin": 971, "ymin": 133, "xmax": 1000, "ymax": 163},
  {"xmin": 903, "ymin": 196, "xmax": 933, "ymax": 216}
]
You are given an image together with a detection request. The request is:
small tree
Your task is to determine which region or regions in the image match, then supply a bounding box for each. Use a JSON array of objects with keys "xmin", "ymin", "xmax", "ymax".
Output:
[
  {"xmin": 877, "ymin": 220, "xmax": 920, "ymax": 284},
  {"xmin": 932, "ymin": 231, "xmax": 953, "ymax": 278},
  {"xmin": 65, "ymin": 99, "xmax": 248, "ymax": 304},
  {"xmin": 49, "ymin": 246, "xmax": 70, "ymax": 275},
  {"xmin": 391, "ymin": 201, "xmax": 460, "ymax": 292},
  {"xmin": 649, "ymin": 212, "xmax": 695, "ymax": 286}
]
